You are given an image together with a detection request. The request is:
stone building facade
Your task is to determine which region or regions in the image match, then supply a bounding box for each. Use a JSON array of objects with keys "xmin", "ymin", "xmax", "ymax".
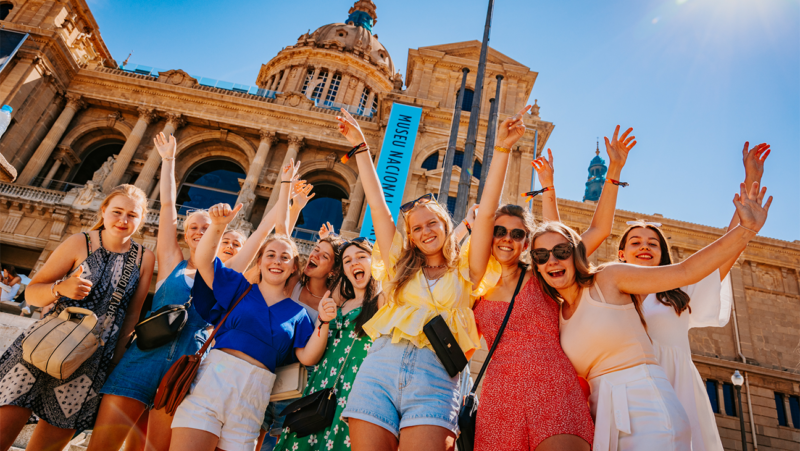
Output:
[{"xmin": 0, "ymin": 1, "xmax": 797, "ymax": 449}]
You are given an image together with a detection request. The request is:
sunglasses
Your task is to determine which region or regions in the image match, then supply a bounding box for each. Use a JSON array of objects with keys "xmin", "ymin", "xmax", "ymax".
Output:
[
  {"xmin": 346, "ymin": 237, "xmax": 371, "ymax": 246},
  {"xmin": 493, "ymin": 225, "xmax": 527, "ymax": 242},
  {"xmin": 626, "ymin": 221, "xmax": 662, "ymax": 228},
  {"xmin": 400, "ymin": 193, "xmax": 436, "ymax": 214},
  {"xmin": 531, "ymin": 243, "xmax": 574, "ymax": 265}
]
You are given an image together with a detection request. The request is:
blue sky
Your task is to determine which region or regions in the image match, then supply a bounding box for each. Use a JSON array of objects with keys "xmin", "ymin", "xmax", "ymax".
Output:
[{"xmin": 88, "ymin": 0, "xmax": 798, "ymax": 241}]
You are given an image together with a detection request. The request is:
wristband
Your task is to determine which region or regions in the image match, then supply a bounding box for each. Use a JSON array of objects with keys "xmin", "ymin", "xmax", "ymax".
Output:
[
  {"xmin": 605, "ymin": 178, "xmax": 629, "ymax": 187},
  {"xmin": 521, "ymin": 186, "xmax": 554, "ymax": 202},
  {"xmin": 341, "ymin": 143, "xmax": 367, "ymax": 163},
  {"xmin": 494, "ymin": 145, "xmax": 511, "ymax": 154},
  {"xmin": 281, "ymin": 180, "xmax": 292, "ymax": 184},
  {"xmin": 463, "ymin": 220, "xmax": 472, "ymax": 235},
  {"xmin": 738, "ymin": 224, "xmax": 758, "ymax": 235},
  {"xmin": 317, "ymin": 320, "xmax": 329, "ymax": 336},
  {"xmin": 51, "ymin": 281, "xmax": 61, "ymax": 299},
  {"xmin": 162, "ymin": 157, "xmax": 175, "ymax": 161}
]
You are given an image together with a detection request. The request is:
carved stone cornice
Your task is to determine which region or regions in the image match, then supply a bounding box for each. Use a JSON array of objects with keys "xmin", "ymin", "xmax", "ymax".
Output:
[
  {"xmin": 54, "ymin": 145, "xmax": 80, "ymax": 167},
  {"xmin": 64, "ymin": 93, "xmax": 86, "ymax": 111},
  {"xmin": 287, "ymin": 135, "xmax": 305, "ymax": 150},
  {"xmin": 259, "ymin": 129, "xmax": 278, "ymax": 144},
  {"xmin": 164, "ymin": 112, "xmax": 187, "ymax": 129},
  {"xmin": 137, "ymin": 106, "xmax": 159, "ymax": 124}
]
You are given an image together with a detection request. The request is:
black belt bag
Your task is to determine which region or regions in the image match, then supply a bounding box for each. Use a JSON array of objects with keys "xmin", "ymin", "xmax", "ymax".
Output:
[
  {"xmin": 423, "ymin": 315, "xmax": 468, "ymax": 378},
  {"xmin": 133, "ymin": 299, "xmax": 191, "ymax": 351}
]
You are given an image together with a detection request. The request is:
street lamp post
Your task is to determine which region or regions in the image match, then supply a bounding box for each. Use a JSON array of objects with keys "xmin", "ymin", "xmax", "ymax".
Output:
[{"xmin": 732, "ymin": 370, "xmax": 747, "ymax": 450}]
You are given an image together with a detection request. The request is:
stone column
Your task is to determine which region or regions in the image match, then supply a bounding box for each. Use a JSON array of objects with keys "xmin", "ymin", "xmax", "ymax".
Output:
[
  {"xmin": 11, "ymin": 91, "xmax": 64, "ymax": 171},
  {"xmin": 341, "ymin": 177, "xmax": 366, "ymax": 232},
  {"xmin": 133, "ymin": 113, "xmax": 186, "ymax": 191},
  {"xmin": 716, "ymin": 381, "xmax": 725, "ymax": 414},
  {"xmin": 336, "ymin": 74, "xmax": 351, "ymax": 103},
  {"xmin": 17, "ymin": 93, "xmax": 85, "ymax": 186},
  {"xmin": 264, "ymin": 135, "xmax": 303, "ymax": 212},
  {"xmin": 277, "ymin": 68, "xmax": 290, "ymax": 92},
  {"xmin": 237, "ymin": 129, "xmax": 277, "ymax": 218},
  {"xmin": 103, "ymin": 107, "xmax": 157, "ymax": 192},
  {"xmin": 41, "ymin": 156, "xmax": 64, "ymax": 188},
  {"xmin": 364, "ymin": 90, "xmax": 376, "ymax": 115},
  {"xmin": 149, "ymin": 176, "xmax": 160, "ymax": 200},
  {"xmin": 319, "ymin": 71, "xmax": 335, "ymax": 102},
  {"xmin": 304, "ymin": 67, "xmax": 320, "ymax": 96}
]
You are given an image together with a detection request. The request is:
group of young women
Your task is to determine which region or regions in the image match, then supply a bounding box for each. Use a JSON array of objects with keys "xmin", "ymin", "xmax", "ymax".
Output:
[{"xmin": 0, "ymin": 103, "xmax": 772, "ymax": 451}]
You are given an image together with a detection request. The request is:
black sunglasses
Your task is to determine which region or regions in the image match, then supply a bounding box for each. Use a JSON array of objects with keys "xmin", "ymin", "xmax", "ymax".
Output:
[
  {"xmin": 493, "ymin": 225, "xmax": 527, "ymax": 242},
  {"xmin": 346, "ymin": 237, "xmax": 371, "ymax": 246},
  {"xmin": 531, "ymin": 243, "xmax": 574, "ymax": 265},
  {"xmin": 400, "ymin": 193, "xmax": 436, "ymax": 214}
]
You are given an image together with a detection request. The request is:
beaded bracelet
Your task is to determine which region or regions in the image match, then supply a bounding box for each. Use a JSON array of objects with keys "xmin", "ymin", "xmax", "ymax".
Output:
[
  {"xmin": 341, "ymin": 143, "xmax": 367, "ymax": 163},
  {"xmin": 521, "ymin": 186, "xmax": 554, "ymax": 202},
  {"xmin": 494, "ymin": 145, "xmax": 511, "ymax": 154},
  {"xmin": 605, "ymin": 178, "xmax": 629, "ymax": 187}
]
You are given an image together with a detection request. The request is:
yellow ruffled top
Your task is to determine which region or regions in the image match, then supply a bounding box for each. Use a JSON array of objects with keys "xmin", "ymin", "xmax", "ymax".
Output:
[{"xmin": 363, "ymin": 230, "xmax": 501, "ymax": 359}]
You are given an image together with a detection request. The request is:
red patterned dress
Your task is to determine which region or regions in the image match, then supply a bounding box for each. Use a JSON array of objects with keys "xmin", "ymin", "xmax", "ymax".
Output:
[{"xmin": 473, "ymin": 275, "xmax": 594, "ymax": 450}]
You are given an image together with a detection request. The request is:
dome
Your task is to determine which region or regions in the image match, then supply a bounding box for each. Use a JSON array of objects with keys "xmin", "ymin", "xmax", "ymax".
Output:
[{"xmin": 292, "ymin": 0, "xmax": 395, "ymax": 77}]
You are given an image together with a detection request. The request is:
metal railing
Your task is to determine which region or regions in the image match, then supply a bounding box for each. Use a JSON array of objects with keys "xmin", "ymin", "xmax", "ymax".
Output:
[
  {"xmin": 31, "ymin": 178, "xmax": 84, "ymax": 193},
  {"xmin": 0, "ymin": 182, "xmax": 67, "ymax": 204},
  {"xmin": 116, "ymin": 64, "xmax": 282, "ymax": 99},
  {"xmin": 314, "ymin": 98, "xmax": 376, "ymax": 118}
]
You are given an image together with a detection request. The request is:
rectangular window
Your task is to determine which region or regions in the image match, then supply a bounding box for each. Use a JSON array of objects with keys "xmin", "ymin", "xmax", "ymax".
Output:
[
  {"xmin": 311, "ymin": 70, "xmax": 329, "ymax": 100},
  {"xmin": 358, "ymin": 87, "xmax": 370, "ymax": 115},
  {"xmin": 371, "ymin": 95, "xmax": 378, "ymax": 115},
  {"xmin": 776, "ymin": 393, "xmax": 788, "ymax": 426},
  {"xmin": 453, "ymin": 151, "xmax": 464, "ymax": 168},
  {"xmin": 301, "ymin": 68, "xmax": 314, "ymax": 94},
  {"xmin": 789, "ymin": 395, "xmax": 800, "ymax": 429},
  {"xmin": 446, "ymin": 196, "xmax": 456, "ymax": 215},
  {"xmin": 722, "ymin": 383, "xmax": 737, "ymax": 417},
  {"xmin": 325, "ymin": 73, "xmax": 342, "ymax": 105},
  {"xmin": 706, "ymin": 380, "xmax": 720, "ymax": 414}
]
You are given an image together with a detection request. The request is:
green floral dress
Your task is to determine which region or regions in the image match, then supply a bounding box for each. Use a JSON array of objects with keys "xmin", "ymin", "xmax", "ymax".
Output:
[{"xmin": 275, "ymin": 306, "xmax": 372, "ymax": 451}]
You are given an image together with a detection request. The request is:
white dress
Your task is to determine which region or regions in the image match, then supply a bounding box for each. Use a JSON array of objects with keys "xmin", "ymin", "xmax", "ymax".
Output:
[{"xmin": 643, "ymin": 269, "xmax": 732, "ymax": 451}]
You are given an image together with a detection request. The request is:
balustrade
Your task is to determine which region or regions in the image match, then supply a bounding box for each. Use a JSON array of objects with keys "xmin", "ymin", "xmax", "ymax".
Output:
[{"xmin": 0, "ymin": 182, "xmax": 67, "ymax": 204}]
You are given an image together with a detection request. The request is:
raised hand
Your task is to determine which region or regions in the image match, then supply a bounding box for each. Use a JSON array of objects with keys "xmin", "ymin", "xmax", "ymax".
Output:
[
  {"xmin": 742, "ymin": 142, "xmax": 770, "ymax": 184},
  {"xmin": 733, "ymin": 182, "xmax": 772, "ymax": 234},
  {"xmin": 154, "ymin": 132, "xmax": 177, "ymax": 160},
  {"xmin": 57, "ymin": 265, "xmax": 92, "ymax": 300},
  {"xmin": 292, "ymin": 182, "xmax": 315, "ymax": 210},
  {"xmin": 604, "ymin": 125, "xmax": 636, "ymax": 170},
  {"xmin": 336, "ymin": 108, "xmax": 367, "ymax": 147},
  {"xmin": 208, "ymin": 203, "xmax": 243, "ymax": 226},
  {"xmin": 317, "ymin": 290, "xmax": 337, "ymax": 322},
  {"xmin": 465, "ymin": 204, "xmax": 479, "ymax": 227},
  {"xmin": 532, "ymin": 148, "xmax": 555, "ymax": 187},
  {"xmin": 281, "ymin": 158, "xmax": 301, "ymax": 183},
  {"xmin": 496, "ymin": 105, "xmax": 532, "ymax": 149},
  {"xmin": 319, "ymin": 222, "xmax": 334, "ymax": 239}
]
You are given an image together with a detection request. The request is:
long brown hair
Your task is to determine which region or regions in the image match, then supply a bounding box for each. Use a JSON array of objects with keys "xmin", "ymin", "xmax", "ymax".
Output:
[
  {"xmin": 388, "ymin": 202, "xmax": 458, "ymax": 304},
  {"xmin": 531, "ymin": 222, "xmax": 649, "ymax": 332},
  {"xmin": 495, "ymin": 204, "xmax": 536, "ymax": 265},
  {"xmin": 299, "ymin": 235, "xmax": 345, "ymax": 290},
  {"xmin": 91, "ymin": 184, "xmax": 149, "ymax": 233},
  {"xmin": 246, "ymin": 234, "xmax": 301, "ymax": 287},
  {"xmin": 618, "ymin": 221, "xmax": 691, "ymax": 315},
  {"xmin": 337, "ymin": 240, "xmax": 381, "ymax": 336}
]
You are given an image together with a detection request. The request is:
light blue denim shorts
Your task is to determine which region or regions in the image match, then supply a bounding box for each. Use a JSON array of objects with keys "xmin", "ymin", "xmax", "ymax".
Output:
[{"xmin": 341, "ymin": 336, "xmax": 461, "ymax": 437}]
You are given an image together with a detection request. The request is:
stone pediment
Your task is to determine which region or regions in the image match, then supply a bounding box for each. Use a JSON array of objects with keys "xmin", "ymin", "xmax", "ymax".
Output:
[
  {"xmin": 157, "ymin": 70, "xmax": 199, "ymax": 88},
  {"xmin": 274, "ymin": 91, "xmax": 315, "ymax": 110},
  {"xmin": 419, "ymin": 40, "xmax": 526, "ymax": 68}
]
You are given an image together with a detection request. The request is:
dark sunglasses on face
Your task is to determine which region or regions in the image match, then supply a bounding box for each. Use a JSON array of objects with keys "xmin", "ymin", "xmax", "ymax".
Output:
[
  {"xmin": 532, "ymin": 243, "xmax": 574, "ymax": 265},
  {"xmin": 400, "ymin": 193, "xmax": 435, "ymax": 214},
  {"xmin": 493, "ymin": 225, "xmax": 527, "ymax": 242},
  {"xmin": 347, "ymin": 237, "xmax": 371, "ymax": 245}
]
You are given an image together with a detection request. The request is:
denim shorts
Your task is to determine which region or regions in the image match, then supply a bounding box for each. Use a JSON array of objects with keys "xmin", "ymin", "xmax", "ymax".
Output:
[
  {"xmin": 341, "ymin": 336, "xmax": 461, "ymax": 437},
  {"xmin": 100, "ymin": 319, "xmax": 209, "ymax": 406}
]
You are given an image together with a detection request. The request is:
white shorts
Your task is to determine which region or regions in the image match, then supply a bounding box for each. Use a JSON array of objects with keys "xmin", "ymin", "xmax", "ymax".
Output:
[{"xmin": 172, "ymin": 350, "xmax": 276, "ymax": 451}]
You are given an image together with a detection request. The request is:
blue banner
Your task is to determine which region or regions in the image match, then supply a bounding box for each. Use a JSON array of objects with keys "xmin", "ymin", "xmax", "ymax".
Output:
[{"xmin": 359, "ymin": 103, "xmax": 423, "ymax": 240}]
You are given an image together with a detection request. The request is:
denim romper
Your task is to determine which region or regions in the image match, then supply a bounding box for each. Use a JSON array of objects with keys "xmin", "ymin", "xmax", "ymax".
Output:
[{"xmin": 100, "ymin": 260, "xmax": 210, "ymax": 406}]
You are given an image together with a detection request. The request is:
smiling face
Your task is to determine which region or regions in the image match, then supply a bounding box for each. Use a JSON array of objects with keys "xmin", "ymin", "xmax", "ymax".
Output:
[
  {"xmin": 342, "ymin": 244, "xmax": 372, "ymax": 290},
  {"xmin": 218, "ymin": 231, "xmax": 245, "ymax": 263},
  {"xmin": 492, "ymin": 214, "xmax": 529, "ymax": 265},
  {"xmin": 533, "ymin": 231, "xmax": 577, "ymax": 291},
  {"xmin": 260, "ymin": 240, "xmax": 297, "ymax": 286},
  {"xmin": 304, "ymin": 241, "xmax": 336, "ymax": 279},
  {"xmin": 406, "ymin": 206, "xmax": 447, "ymax": 256},
  {"xmin": 619, "ymin": 227, "xmax": 663, "ymax": 267},
  {"xmin": 183, "ymin": 214, "xmax": 212, "ymax": 251},
  {"xmin": 101, "ymin": 195, "xmax": 144, "ymax": 239}
]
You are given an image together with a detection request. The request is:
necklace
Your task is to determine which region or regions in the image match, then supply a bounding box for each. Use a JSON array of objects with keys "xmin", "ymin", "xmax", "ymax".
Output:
[
  {"xmin": 423, "ymin": 264, "xmax": 447, "ymax": 269},
  {"xmin": 304, "ymin": 285, "xmax": 324, "ymax": 299}
]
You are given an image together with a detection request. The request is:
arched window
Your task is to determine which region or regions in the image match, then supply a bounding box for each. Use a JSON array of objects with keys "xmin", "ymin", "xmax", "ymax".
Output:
[
  {"xmin": 0, "ymin": 3, "xmax": 12, "ymax": 21},
  {"xmin": 421, "ymin": 152, "xmax": 438, "ymax": 171},
  {"xmin": 71, "ymin": 142, "xmax": 124, "ymax": 186},
  {"xmin": 176, "ymin": 160, "xmax": 245, "ymax": 215},
  {"xmin": 453, "ymin": 151, "xmax": 464, "ymax": 168},
  {"xmin": 311, "ymin": 70, "xmax": 329, "ymax": 100},
  {"xmin": 294, "ymin": 183, "xmax": 347, "ymax": 241},
  {"xmin": 324, "ymin": 73, "xmax": 342, "ymax": 105},
  {"xmin": 458, "ymin": 88, "xmax": 474, "ymax": 112}
]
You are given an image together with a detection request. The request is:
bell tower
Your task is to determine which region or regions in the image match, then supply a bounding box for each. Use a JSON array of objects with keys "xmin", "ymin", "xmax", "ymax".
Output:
[{"xmin": 583, "ymin": 140, "xmax": 607, "ymax": 202}]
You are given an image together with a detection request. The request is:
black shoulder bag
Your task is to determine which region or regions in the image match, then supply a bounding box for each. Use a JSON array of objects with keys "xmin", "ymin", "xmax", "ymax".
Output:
[
  {"xmin": 456, "ymin": 267, "xmax": 526, "ymax": 451},
  {"xmin": 133, "ymin": 297, "xmax": 192, "ymax": 351},
  {"xmin": 422, "ymin": 271, "xmax": 469, "ymax": 378}
]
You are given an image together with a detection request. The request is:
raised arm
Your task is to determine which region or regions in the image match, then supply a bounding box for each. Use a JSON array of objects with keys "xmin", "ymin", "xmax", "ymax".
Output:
[
  {"xmin": 153, "ymin": 133, "xmax": 185, "ymax": 280},
  {"xmin": 718, "ymin": 142, "xmax": 770, "ymax": 279},
  {"xmin": 289, "ymin": 181, "xmax": 315, "ymax": 232},
  {"xmin": 196, "ymin": 203, "xmax": 243, "ymax": 286},
  {"xmin": 25, "ymin": 233, "xmax": 91, "ymax": 307},
  {"xmin": 581, "ymin": 126, "xmax": 636, "ymax": 256},
  {"xmin": 606, "ymin": 182, "xmax": 771, "ymax": 296},
  {"xmin": 275, "ymin": 160, "xmax": 300, "ymax": 236},
  {"xmin": 295, "ymin": 290, "xmax": 337, "ymax": 365},
  {"xmin": 454, "ymin": 204, "xmax": 478, "ymax": 244},
  {"xmin": 337, "ymin": 108, "xmax": 395, "ymax": 258},
  {"xmin": 470, "ymin": 106, "xmax": 531, "ymax": 285},
  {"xmin": 532, "ymin": 148, "xmax": 560, "ymax": 223}
]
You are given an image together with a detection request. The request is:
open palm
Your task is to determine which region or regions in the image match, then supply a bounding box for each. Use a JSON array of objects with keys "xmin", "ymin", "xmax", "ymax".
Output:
[
  {"xmin": 336, "ymin": 108, "xmax": 367, "ymax": 147},
  {"xmin": 733, "ymin": 182, "xmax": 772, "ymax": 233},
  {"xmin": 154, "ymin": 132, "xmax": 176, "ymax": 159},
  {"xmin": 604, "ymin": 125, "xmax": 636, "ymax": 169}
]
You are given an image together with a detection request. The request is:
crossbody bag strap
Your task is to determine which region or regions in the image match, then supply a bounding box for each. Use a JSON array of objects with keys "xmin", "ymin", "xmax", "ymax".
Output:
[
  {"xmin": 470, "ymin": 266, "xmax": 527, "ymax": 395},
  {"xmin": 100, "ymin": 241, "xmax": 141, "ymax": 335},
  {"xmin": 194, "ymin": 285, "xmax": 252, "ymax": 357}
]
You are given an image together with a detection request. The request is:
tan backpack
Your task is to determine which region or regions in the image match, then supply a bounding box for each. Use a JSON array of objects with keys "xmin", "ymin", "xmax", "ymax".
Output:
[{"xmin": 21, "ymin": 307, "xmax": 101, "ymax": 380}]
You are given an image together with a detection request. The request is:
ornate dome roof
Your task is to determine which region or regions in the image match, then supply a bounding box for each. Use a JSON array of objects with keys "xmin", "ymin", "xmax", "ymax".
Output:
[{"xmin": 292, "ymin": 0, "xmax": 395, "ymax": 77}]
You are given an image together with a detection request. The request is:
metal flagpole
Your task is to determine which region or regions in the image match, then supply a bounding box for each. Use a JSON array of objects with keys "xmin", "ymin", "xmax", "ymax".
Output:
[
  {"xmin": 438, "ymin": 68, "xmax": 470, "ymax": 205},
  {"xmin": 453, "ymin": 0, "xmax": 495, "ymax": 221},
  {"xmin": 476, "ymin": 74, "xmax": 503, "ymax": 202},
  {"xmin": 529, "ymin": 129, "xmax": 538, "ymax": 211}
]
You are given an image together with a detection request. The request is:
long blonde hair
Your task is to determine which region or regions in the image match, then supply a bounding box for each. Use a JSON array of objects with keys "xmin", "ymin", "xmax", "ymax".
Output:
[
  {"xmin": 531, "ymin": 221, "xmax": 649, "ymax": 332},
  {"xmin": 91, "ymin": 184, "xmax": 149, "ymax": 233},
  {"xmin": 245, "ymin": 234, "xmax": 301, "ymax": 287},
  {"xmin": 388, "ymin": 202, "xmax": 458, "ymax": 304}
]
